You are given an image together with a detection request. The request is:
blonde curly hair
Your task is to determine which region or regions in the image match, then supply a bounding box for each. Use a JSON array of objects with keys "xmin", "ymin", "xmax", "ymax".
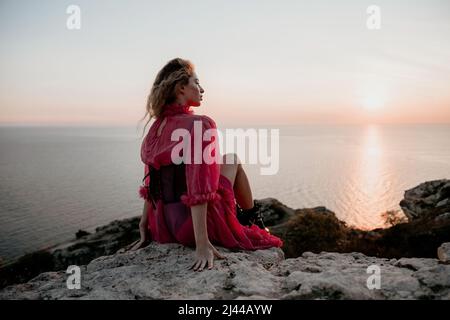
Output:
[{"xmin": 138, "ymin": 58, "xmax": 195, "ymax": 138}]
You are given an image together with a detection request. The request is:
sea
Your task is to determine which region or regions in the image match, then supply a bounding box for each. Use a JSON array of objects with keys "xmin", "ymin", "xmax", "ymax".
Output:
[{"xmin": 1, "ymin": 123, "xmax": 449, "ymax": 264}]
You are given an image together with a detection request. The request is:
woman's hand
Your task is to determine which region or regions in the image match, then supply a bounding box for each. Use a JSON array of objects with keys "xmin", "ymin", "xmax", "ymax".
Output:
[
  {"xmin": 189, "ymin": 203, "xmax": 225, "ymax": 271},
  {"xmin": 129, "ymin": 238, "xmax": 150, "ymax": 251},
  {"xmin": 190, "ymin": 241, "xmax": 225, "ymax": 272},
  {"xmin": 118, "ymin": 203, "xmax": 150, "ymax": 253}
]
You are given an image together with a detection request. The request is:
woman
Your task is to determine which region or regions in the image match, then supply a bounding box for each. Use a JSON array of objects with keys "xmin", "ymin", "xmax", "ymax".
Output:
[{"xmin": 132, "ymin": 58, "xmax": 282, "ymax": 272}]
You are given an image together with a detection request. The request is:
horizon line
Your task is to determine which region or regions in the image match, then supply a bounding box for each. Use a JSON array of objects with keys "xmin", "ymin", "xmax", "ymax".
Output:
[{"xmin": 1, "ymin": 121, "xmax": 450, "ymax": 128}]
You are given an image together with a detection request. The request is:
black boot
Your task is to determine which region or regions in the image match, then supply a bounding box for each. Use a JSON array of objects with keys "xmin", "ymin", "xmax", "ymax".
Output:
[{"xmin": 236, "ymin": 200, "xmax": 266, "ymax": 230}]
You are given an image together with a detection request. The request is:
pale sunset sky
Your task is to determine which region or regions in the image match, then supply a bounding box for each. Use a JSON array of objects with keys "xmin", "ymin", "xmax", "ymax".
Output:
[{"xmin": 0, "ymin": 0, "xmax": 449, "ymax": 127}]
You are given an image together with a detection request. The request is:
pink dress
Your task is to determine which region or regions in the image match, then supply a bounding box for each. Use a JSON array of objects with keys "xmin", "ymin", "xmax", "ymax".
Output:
[{"xmin": 138, "ymin": 102, "xmax": 283, "ymax": 250}]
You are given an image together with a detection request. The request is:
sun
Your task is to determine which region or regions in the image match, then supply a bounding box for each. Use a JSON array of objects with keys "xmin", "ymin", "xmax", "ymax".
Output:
[
  {"xmin": 357, "ymin": 78, "xmax": 388, "ymax": 111},
  {"xmin": 362, "ymin": 95, "xmax": 385, "ymax": 111}
]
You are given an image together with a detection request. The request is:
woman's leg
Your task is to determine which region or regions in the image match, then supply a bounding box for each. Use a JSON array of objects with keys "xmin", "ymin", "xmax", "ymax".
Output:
[{"xmin": 220, "ymin": 153, "xmax": 254, "ymax": 210}]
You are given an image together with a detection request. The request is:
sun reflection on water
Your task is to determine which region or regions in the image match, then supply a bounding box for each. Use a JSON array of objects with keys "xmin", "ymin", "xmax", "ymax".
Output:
[{"xmin": 352, "ymin": 125, "xmax": 390, "ymax": 228}]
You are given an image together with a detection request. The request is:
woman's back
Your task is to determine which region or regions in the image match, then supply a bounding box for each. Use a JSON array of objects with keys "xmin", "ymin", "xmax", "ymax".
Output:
[{"xmin": 141, "ymin": 105, "xmax": 216, "ymax": 170}]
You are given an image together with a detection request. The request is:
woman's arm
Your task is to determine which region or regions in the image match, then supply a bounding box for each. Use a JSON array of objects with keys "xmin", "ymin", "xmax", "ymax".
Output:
[
  {"xmin": 190, "ymin": 202, "xmax": 225, "ymax": 271},
  {"xmin": 191, "ymin": 203, "xmax": 209, "ymax": 246},
  {"xmin": 184, "ymin": 116, "xmax": 224, "ymax": 270},
  {"xmin": 139, "ymin": 200, "xmax": 149, "ymax": 235},
  {"xmin": 129, "ymin": 200, "xmax": 150, "ymax": 251}
]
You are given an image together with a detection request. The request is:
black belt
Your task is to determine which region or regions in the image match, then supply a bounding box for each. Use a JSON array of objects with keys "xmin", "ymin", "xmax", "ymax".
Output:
[{"xmin": 142, "ymin": 163, "xmax": 187, "ymax": 209}]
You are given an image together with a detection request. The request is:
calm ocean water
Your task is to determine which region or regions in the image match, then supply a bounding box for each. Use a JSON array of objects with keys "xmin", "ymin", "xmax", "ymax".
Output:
[{"xmin": 1, "ymin": 124, "xmax": 449, "ymax": 264}]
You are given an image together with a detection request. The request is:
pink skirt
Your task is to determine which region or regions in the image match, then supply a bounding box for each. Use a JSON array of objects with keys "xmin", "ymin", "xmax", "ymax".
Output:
[{"xmin": 146, "ymin": 174, "xmax": 283, "ymax": 250}]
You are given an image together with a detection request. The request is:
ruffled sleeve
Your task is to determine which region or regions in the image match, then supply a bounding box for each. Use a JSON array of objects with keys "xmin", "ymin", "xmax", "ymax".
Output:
[
  {"xmin": 138, "ymin": 164, "xmax": 151, "ymax": 201},
  {"xmin": 180, "ymin": 115, "xmax": 222, "ymax": 207}
]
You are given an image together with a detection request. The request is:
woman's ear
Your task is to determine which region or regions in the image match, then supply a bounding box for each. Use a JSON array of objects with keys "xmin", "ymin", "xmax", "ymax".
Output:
[{"xmin": 176, "ymin": 83, "xmax": 185, "ymax": 96}]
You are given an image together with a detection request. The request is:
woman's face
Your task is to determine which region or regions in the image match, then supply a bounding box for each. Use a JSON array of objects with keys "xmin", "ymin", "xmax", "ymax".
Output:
[{"xmin": 178, "ymin": 72, "xmax": 204, "ymax": 107}]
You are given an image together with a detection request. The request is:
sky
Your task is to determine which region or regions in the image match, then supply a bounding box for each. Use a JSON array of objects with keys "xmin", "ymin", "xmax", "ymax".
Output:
[{"xmin": 0, "ymin": 0, "xmax": 449, "ymax": 127}]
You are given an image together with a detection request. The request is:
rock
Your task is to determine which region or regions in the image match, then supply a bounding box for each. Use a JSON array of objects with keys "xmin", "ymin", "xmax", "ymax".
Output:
[
  {"xmin": 437, "ymin": 243, "xmax": 450, "ymax": 264},
  {"xmin": 265, "ymin": 203, "xmax": 450, "ymax": 259},
  {"xmin": 413, "ymin": 265, "xmax": 450, "ymax": 293},
  {"xmin": 1, "ymin": 243, "xmax": 448, "ymax": 300},
  {"xmin": 2, "ymin": 187, "xmax": 450, "ymax": 296},
  {"xmin": 49, "ymin": 217, "xmax": 140, "ymax": 270},
  {"xmin": 0, "ymin": 217, "xmax": 140, "ymax": 290},
  {"xmin": 256, "ymin": 198, "xmax": 296, "ymax": 226},
  {"xmin": 400, "ymin": 179, "xmax": 450, "ymax": 221},
  {"xmin": 75, "ymin": 230, "xmax": 91, "ymax": 239},
  {"xmin": 394, "ymin": 258, "xmax": 438, "ymax": 271},
  {"xmin": 437, "ymin": 199, "xmax": 450, "ymax": 207},
  {"xmin": 435, "ymin": 212, "xmax": 450, "ymax": 222},
  {"xmin": 269, "ymin": 207, "xmax": 349, "ymax": 258},
  {"xmin": 3, "ymin": 195, "xmax": 450, "ymax": 291}
]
